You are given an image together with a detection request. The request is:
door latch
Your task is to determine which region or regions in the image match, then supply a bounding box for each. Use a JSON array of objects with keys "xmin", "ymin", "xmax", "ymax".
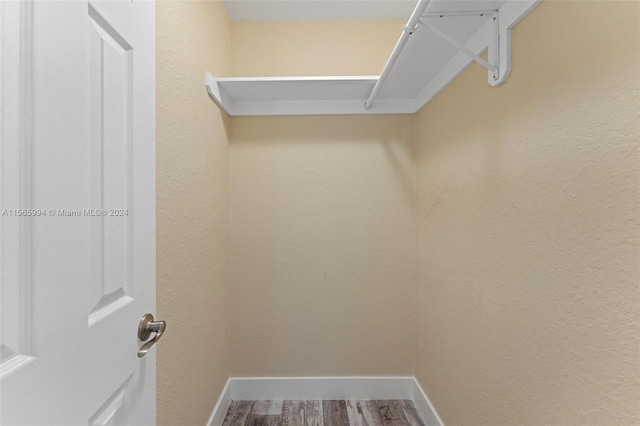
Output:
[{"xmin": 137, "ymin": 313, "xmax": 166, "ymax": 358}]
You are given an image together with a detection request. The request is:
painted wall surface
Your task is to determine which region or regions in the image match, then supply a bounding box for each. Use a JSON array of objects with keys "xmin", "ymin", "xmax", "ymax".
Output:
[
  {"xmin": 414, "ymin": 2, "xmax": 640, "ymax": 425},
  {"xmin": 231, "ymin": 19, "xmax": 404, "ymax": 76},
  {"xmin": 229, "ymin": 20, "xmax": 415, "ymax": 377},
  {"xmin": 156, "ymin": 1, "xmax": 230, "ymax": 424},
  {"xmin": 229, "ymin": 115, "xmax": 415, "ymax": 376}
]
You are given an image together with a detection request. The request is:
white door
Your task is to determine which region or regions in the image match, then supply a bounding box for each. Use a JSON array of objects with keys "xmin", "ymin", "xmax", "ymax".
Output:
[{"xmin": 0, "ymin": 0, "xmax": 157, "ymax": 424}]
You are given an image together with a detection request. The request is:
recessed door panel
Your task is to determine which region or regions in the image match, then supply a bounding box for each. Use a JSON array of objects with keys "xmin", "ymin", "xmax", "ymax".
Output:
[
  {"xmin": 0, "ymin": 0, "xmax": 35, "ymax": 380},
  {"xmin": 89, "ymin": 376, "xmax": 132, "ymax": 426},
  {"xmin": 87, "ymin": 5, "xmax": 133, "ymax": 326}
]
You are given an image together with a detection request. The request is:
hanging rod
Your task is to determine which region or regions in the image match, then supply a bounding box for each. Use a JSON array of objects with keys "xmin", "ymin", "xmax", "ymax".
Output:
[
  {"xmin": 422, "ymin": 10, "xmax": 497, "ymax": 18},
  {"xmin": 363, "ymin": 0, "xmax": 432, "ymax": 110}
]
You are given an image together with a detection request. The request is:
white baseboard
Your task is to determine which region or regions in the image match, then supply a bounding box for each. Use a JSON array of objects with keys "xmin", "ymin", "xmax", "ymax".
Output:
[
  {"xmin": 207, "ymin": 377, "xmax": 443, "ymax": 426},
  {"xmin": 411, "ymin": 378, "xmax": 444, "ymax": 426},
  {"xmin": 227, "ymin": 376, "xmax": 415, "ymax": 400},
  {"xmin": 206, "ymin": 378, "xmax": 232, "ymax": 426}
]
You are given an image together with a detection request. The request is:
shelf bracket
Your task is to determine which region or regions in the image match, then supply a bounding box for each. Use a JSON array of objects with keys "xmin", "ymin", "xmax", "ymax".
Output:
[{"xmin": 420, "ymin": 10, "xmax": 503, "ymax": 84}]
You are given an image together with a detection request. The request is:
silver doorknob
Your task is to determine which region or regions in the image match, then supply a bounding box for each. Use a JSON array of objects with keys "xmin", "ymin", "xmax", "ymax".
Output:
[{"xmin": 137, "ymin": 313, "xmax": 166, "ymax": 358}]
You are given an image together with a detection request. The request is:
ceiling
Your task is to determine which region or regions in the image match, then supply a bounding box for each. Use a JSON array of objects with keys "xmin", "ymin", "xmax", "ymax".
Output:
[{"xmin": 222, "ymin": 0, "xmax": 418, "ymax": 21}]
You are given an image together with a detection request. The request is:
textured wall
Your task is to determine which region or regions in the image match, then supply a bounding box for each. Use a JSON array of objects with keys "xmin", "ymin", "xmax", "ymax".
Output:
[
  {"xmin": 230, "ymin": 115, "xmax": 415, "ymax": 376},
  {"xmin": 414, "ymin": 2, "xmax": 640, "ymax": 425},
  {"xmin": 156, "ymin": 1, "xmax": 230, "ymax": 424},
  {"xmin": 229, "ymin": 20, "xmax": 415, "ymax": 377},
  {"xmin": 231, "ymin": 19, "xmax": 404, "ymax": 76}
]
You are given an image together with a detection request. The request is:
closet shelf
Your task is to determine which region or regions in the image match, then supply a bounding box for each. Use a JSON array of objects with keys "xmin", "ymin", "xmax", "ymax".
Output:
[
  {"xmin": 206, "ymin": 75, "xmax": 416, "ymax": 116},
  {"xmin": 206, "ymin": 0, "xmax": 541, "ymax": 116}
]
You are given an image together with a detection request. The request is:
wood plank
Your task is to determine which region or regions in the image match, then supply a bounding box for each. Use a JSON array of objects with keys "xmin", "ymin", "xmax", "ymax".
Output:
[
  {"xmin": 399, "ymin": 400, "xmax": 425, "ymax": 426},
  {"xmin": 252, "ymin": 400, "xmax": 284, "ymax": 416},
  {"xmin": 305, "ymin": 400, "xmax": 324, "ymax": 426},
  {"xmin": 223, "ymin": 399, "xmax": 420, "ymax": 426},
  {"xmin": 222, "ymin": 401, "xmax": 253, "ymax": 426},
  {"xmin": 322, "ymin": 400, "xmax": 349, "ymax": 426},
  {"xmin": 282, "ymin": 400, "xmax": 305, "ymax": 426},
  {"xmin": 245, "ymin": 415, "xmax": 282, "ymax": 426},
  {"xmin": 376, "ymin": 401, "xmax": 410, "ymax": 426},
  {"xmin": 346, "ymin": 400, "xmax": 384, "ymax": 426}
]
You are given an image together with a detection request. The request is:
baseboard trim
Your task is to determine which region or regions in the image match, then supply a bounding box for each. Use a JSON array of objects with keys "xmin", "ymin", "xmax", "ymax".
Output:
[
  {"xmin": 228, "ymin": 376, "xmax": 416, "ymax": 401},
  {"xmin": 207, "ymin": 378, "xmax": 232, "ymax": 426},
  {"xmin": 207, "ymin": 377, "xmax": 443, "ymax": 426},
  {"xmin": 411, "ymin": 377, "xmax": 444, "ymax": 426}
]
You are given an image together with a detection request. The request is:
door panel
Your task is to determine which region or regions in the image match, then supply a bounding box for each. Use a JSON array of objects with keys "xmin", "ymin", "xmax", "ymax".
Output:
[
  {"xmin": 88, "ymin": 3, "xmax": 135, "ymax": 327},
  {"xmin": 0, "ymin": 0, "xmax": 156, "ymax": 424}
]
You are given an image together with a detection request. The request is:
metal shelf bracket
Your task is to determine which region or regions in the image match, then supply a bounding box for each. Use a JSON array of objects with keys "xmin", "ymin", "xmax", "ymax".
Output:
[{"xmin": 420, "ymin": 10, "xmax": 508, "ymax": 86}]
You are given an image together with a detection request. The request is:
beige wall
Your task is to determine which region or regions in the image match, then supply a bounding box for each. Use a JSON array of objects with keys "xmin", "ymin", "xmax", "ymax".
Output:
[
  {"xmin": 156, "ymin": 1, "xmax": 230, "ymax": 424},
  {"xmin": 414, "ymin": 2, "xmax": 640, "ymax": 425},
  {"xmin": 229, "ymin": 115, "xmax": 415, "ymax": 376},
  {"xmin": 231, "ymin": 19, "xmax": 404, "ymax": 76},
  {"xmin": 229, "ymin": 20, "xmax": 415, "ymax": 376},
  {"xmin": 155, "ymin": 1, "xmax": 639, "ymax": 422}
]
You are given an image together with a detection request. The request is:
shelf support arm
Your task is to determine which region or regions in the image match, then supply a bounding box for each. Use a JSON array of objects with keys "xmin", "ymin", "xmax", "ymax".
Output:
[{"xmin": 418, "ymin": 19, "xmax": 498, "ymax": 78}]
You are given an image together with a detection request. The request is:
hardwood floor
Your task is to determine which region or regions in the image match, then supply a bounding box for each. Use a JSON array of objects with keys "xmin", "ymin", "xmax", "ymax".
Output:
[{"xmin": 222, "ymin": 400, "xmax": 426, "ymax": 426}]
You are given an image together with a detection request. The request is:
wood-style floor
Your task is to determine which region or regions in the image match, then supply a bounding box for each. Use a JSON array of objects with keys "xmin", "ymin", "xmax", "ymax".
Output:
[{"xmin": 222, "ymin": 400, "xmax": 426, "ymax": 426}]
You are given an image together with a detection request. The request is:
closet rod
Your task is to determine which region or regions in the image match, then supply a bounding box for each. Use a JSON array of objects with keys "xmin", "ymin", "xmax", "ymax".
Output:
[{"xmin": 363, "ymin": 0, "xmax": 432, "ymax": 110}]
